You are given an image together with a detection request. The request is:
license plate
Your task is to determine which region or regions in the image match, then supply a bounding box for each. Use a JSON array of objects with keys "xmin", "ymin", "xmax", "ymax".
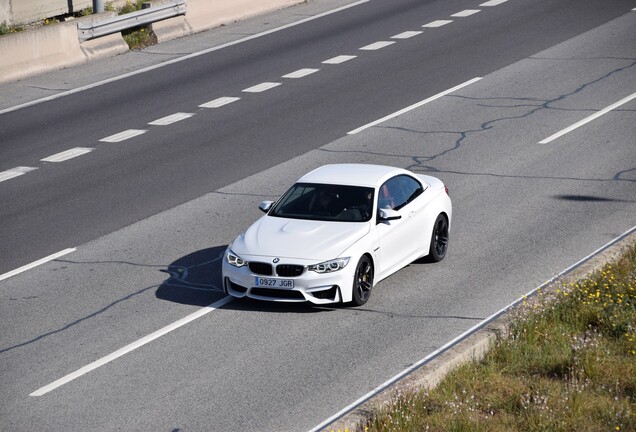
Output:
[{"xmin": 255, "ymin": 277, "xmax": 294, "ymax": 289}]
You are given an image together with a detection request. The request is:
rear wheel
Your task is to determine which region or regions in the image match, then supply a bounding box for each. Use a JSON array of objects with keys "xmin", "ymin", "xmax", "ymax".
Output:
[
  {"xmin": 351, "ymin": 255, "xmax": 374, "ymax": 306},
  {"xmin": 428, "ymin": 214, "xmax": 449, "ymax": 262}
]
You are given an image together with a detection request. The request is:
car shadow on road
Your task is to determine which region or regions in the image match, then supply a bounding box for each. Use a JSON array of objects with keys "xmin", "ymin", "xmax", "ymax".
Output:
[
  {"xmin": 156, "ymin": 246, "xmax": 333, "ymax": 313},
  {"xmin": 156, "ymin": 246, "xmax": 227, "ymax": 307}
]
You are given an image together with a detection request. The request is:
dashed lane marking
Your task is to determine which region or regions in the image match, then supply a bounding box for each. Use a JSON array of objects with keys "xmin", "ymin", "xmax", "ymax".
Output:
[
  {"xmin": 282, "ymin": 68, "xmax": 320, "ymax": 79},
  {"xmin": 322, "ymin": 55, "xmax": 357, "ymax": 64},
  {"xmin": 422, "ymin": 20, "xmax": 453, "ymax": 28},
  {"xmin": 348, "ymin": 77, "xmax": 482, "ymax": 134},
  {"xmin": 0, "ymin": 167, "xmax": 37, "ymax": 183},
  {"xmin": 100, "ymin": 129, "xmax": 147, "ymax": 143},
  {"xmin": 242, "ymin": 82, "xmax": 282, "ymax": 93},
  {"xmin": 148, "ymin": 112, "xmax": 195, "ymax": 126},
  {"xmin": 0, "ymin": 248, "xmax": 76, "ymax": 283},
  {"xmin": 539, "ymin": 91, "xmax": 636, "ymax": 144},
  {"xmin": 30, "ymin": 295, "xmax": 234, "ymax": 396},
  {"xmin": 392, "ymin": 31, "xmax": 423, "ymax": 39},
  {"xmin": 41, "ymin": 148, "xmax": 95, "ymax": 163},
  {"xmin": 480, "ymin": 0, "xmax": 508, "ymax": 6},
  {"xmin": 199, "ymin": 97, "xmax": 240, "ymax": 108},
  {"xmin": 452, "ymin": 9, "xmax": 481, "ymax": 17},
  {"xmin": 360, "ymin": 41, "xmax": 396, "ymax": 50}
]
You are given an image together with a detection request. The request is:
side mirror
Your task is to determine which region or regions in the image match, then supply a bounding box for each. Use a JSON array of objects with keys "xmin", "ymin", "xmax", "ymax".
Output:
[
  {"xmin": 259, "ymin": 200, "xmax": 274, "ymax": 213},
  {"xmin": 378, "ymin": 208, "xmax": 401, "ymax": 221}
]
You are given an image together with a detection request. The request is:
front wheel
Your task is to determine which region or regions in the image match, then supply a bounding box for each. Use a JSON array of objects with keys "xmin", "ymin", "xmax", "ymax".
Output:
[
  {"xmin": 351, "ymin": 255, "xmax": 374, "ymax": 306},
  {"xmin": 428, "ymin": 214, "xmax": 449, "ymax": 262}
]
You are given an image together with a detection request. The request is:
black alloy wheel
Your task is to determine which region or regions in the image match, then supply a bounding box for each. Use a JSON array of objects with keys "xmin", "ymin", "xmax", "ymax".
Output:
[
  {"xmin": 352, "ymin": 255, "xmax": 374, "ymax": 306},
  {"xmin": 429, "ymin": 214, "xmax": 449, "ymax": 262}
]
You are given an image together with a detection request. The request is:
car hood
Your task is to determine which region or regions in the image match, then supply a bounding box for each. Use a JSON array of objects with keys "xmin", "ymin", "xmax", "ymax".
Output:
[{"xmin": 231, "ymin": 216, "xmax": 370, "ymax": 261}]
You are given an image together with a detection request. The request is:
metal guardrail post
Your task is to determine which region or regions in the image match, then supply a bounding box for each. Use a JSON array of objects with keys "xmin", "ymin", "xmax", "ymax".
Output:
[
  {"xmin": 93, "ymin": 1, "xmax": 104, "ymax": 14},
  {"xmin": 79, "ymin": 0, "xmax": 186, "ymax": 41}
]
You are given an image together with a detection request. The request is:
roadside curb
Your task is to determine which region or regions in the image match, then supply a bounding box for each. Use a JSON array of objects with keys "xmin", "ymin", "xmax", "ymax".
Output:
[{"xmin": 320, "ymin": 228, "xmax": 636, "ymax": 431}]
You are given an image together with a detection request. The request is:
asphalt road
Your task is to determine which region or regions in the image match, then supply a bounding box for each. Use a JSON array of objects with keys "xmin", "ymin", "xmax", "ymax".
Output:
[{"xmin": 1, "ymin": 0, "xmax": 635, "ymax": 430}]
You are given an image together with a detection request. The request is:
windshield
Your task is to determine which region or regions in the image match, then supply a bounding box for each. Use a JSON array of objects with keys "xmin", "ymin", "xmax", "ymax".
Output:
[{"xmin": 269, "ymin": 183, "xmax": 375, "ymax": 222}]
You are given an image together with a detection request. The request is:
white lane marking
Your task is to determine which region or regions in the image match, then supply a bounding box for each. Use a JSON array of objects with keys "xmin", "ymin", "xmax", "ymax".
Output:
[
  {"xmin": 242, "ymin": 82, "xmax": 281, "ymax": 93},
  {"xmin": 0, "ymin": 0, "xmax": 370, "ymax": 116},
  {"xmin": 392, "ymin": 31, "xmax": 423, "ymax": 39},
  {"xmin": 148, "ymin": 112, "xmax": 194, "ymax": 126},
  {"xmin": 452, "ymin": 9, "xmax": 481, "ymax": 17},
  {"xmin": 30, "ymin": 295, "xmax": 234, "ymax": 396},
  {"xmin": 282, "ymin": 68, "xmax": 320, "ymax": 79},
  {"xmin": 0, "ymin": 248, "xmax": 76, "ymax": 283},
  {"xmin": 322, "ymin": 55, "xmax": 357, "ymax": 64},
  {"xmin": 41, "ymin": 147, "xmax": 95, "ymax": 163},
  {"xmin": 309, "ymin": 224, "xmax": 636, "ymax": 432},
  {"xmin": 100, "ymin": 129, "xmax": 147, "ymax": 143},
  {"xmin": 422, "ymin": 20, "xmax": 453, "ymax": 28},
  {"xmin": 0, "ymin": 166, "xmax": 37, "ymax": 183},
  {"xmin": 348, "ymin": 77, "xmax": 482, "ymax": 134},
  {"xmin": 480, "ymin": 0, "xmax": 508, "ymax": 6},
  {"xmin": 199, "ymin": 97, "xmax": 240, "ymax": 108},
  {"xmin": 360, "ymin": 41, "xmax": 395, "ymax": 50},
  {"xmin": 539, "ymin": 91, "xmax": 636, "ymax": 144}
]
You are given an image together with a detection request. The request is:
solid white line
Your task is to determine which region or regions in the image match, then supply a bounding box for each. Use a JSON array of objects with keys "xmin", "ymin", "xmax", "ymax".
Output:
[
  {"xmin": 308, "ymin": 224, "xmax": 636, "ymax": 432},
  {"xmin": 100, "ymin": 129, "xmax": 147, "ymax": 143},
  {"xmin": 0, "ymin": 166, "xmax": 37, "ymax": 183},
  {"xmin": 148, "ymin": 112, "xmax": 194, "ymax": 126},
  {"xmin": 452, "ymin": 9, "xmax": 481, "ymax": 17},
  {"xmin": 322, "ymin": 55, "xmax": 357, "ymax": 65},
  {"xmin": 41, "ymin": 147, "xmax": 95, "ymax": 163},
  {"xmin": 348, "ymin": 77, "xmax": 482, "ymax": 134},
  {"xmin": 199, "ymin": 97, "xmax": 240, "ymax": 108},
  {"xmin": 392, "ymin": 31, "xmax": 423, "ymax": 39},
  {"xmin": 282, "ymin": 68, "xmax": 320, "ymax": 79},
  {"xmin": 0, "ymin": 0, "xmax": 370, "ymax": 116},
  {"xmin": 30, "ymin": 295, "xmax": 234, "ymax": 396},
  {"xmin": 0, "ymin": 248, "xmax": 76, "ymax": 283},
  {"xmin": 360, "ymin": 41, "xmax": 395, "ymax": 50},
  {"xmin": 242, "ymin": 82, "xmax": 281, "ymax": 93},
  {"xmin": 539, "ymin": 91, "xmax": 636, "ymax": 144},
  {"xmin": 480, "ymin": 0, "xmax": 508, "ymax": 6},
  {"xmin": 422, "ymin": 20, "xmax": 453, "ymax": 28}
]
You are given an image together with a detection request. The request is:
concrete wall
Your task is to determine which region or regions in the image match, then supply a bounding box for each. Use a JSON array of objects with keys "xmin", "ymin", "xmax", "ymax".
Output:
[
  {"xmin": 0, "ymin": 11, "xmax": 127, "ymax": 83},
  {"xmin": 1, "ymin": 0, "xmax": 93, "ymax": 25}
]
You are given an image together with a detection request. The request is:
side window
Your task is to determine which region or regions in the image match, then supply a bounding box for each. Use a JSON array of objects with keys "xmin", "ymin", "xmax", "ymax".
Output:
[
  {"xmin": 398, "ymin": 175, "xmax": 424, "ymax": 204},
  {"xmin": 378, "ymin": 177, "xmax": 407, "ymax": 210}
]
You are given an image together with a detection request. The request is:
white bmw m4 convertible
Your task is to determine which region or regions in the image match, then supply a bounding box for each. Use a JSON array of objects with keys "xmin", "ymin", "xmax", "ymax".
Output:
[{"xmin": 222, "ymin": 164, "xmax": 452, "ymax": 306}]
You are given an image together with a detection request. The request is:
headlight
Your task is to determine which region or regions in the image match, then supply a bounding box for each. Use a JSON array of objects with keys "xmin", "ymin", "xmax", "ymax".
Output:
[
  {"xmin": 308, "ymin": 257, "xmax": 350, "ymax": 273},
  {"xmin": 226, "ymin": 249, "xmax": 247, "ymax": 268}
]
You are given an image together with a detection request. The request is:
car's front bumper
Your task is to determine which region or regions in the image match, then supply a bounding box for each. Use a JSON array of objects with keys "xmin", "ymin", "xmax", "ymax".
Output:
[{"xmin": 221, "ymin": 257, "xmax": 355, "ymax": 305}]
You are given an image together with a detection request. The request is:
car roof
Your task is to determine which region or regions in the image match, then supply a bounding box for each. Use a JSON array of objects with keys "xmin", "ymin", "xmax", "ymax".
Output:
[{"xmin": 298, "ymin": 164, "xmax": 410, "ymax": 187}]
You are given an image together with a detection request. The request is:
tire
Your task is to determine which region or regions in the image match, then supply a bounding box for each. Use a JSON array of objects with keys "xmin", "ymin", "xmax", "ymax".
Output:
[
  {"xmin": 428, "ymin": 214, "xmax": 449, "ymax": 262},
  {"xmin": 351, "ymin": 255, "xmax": 374, "ymax": 306}
]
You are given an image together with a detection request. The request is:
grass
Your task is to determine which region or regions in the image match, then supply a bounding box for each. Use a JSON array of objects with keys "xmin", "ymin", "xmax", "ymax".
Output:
[
  {"xmin": 0, "ymin": 21, "xmax": 23, "ymax": 36},
  {"xmin": 116, "ymin": 0, "xmax": 157, "ymax": 50},
  {"xmin": 363, "ymin": 241, "xmax": 636, "ymax": 432}
]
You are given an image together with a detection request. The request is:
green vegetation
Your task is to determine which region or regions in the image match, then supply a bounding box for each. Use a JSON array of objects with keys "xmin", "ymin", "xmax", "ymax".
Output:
[
  {"xmin": 364, "ymin": 242, "xmax": 636, "ymax": 432},
  {"xmin": 0, "ymin": 21, "xmax": 23, "ymax": 36},
  {"xmin": 116, "ymin": 0, "xmax": 157, "ymax": 50},
  {"xmin": 118, "ymin": 0, "xmax": 147, "ymax": 15},
  {"xmin": 122, "ymin": 26, "xmax": 156, "ymax": 50}
]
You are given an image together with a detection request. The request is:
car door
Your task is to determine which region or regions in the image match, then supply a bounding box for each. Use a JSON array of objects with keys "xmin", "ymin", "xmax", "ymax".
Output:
[{"xmin": 375, "ymin": 175, "xmax": 419, "ymax": 277}]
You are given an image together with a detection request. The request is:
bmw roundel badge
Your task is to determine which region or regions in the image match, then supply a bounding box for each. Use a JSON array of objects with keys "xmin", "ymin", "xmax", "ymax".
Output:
[{"xmin": 273, "ymin": 258, "xmax": 280, "ymax": 263}]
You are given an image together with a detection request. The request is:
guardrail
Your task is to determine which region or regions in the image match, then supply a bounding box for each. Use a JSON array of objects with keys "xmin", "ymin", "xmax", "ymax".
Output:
[{"xmin": 77, "ymin": 0, "xmax": 187, "ymax": 41}]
